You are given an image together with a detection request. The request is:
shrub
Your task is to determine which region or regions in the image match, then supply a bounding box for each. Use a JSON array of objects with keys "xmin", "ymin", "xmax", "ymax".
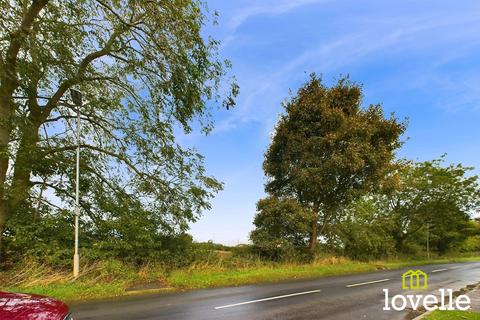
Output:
[{"xmin": 459, "ymin": 236, "xmax": 480, "ymax": 252}]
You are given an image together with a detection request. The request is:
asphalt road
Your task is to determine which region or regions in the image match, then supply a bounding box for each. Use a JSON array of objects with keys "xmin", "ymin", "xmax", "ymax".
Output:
[{"xmin": 71, "ymin": 261, "xmax": 480, "ymax": 320}]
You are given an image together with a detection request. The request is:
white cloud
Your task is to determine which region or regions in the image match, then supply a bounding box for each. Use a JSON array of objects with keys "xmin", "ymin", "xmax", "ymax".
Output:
[
  {"xmin": 229, "ymin": 0, "xmax": 327, "ymax": 30},
  {"xmin": 215, "ymin": 9, "xmax": 480, "ymax": 135}
]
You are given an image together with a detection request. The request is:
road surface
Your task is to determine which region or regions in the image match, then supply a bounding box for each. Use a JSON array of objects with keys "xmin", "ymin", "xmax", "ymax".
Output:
[{"xmin": 71, "ymin": 261, "xmax": 480, "ymax": 319}]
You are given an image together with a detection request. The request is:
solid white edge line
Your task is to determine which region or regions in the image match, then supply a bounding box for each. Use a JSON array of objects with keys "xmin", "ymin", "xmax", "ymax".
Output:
[
  {"xmin": 214, "ymin": 289, "xmax": 321, "ymax": 310},
  {"xmin": 449, "ymin": 266, "xmax": 460, "ymax": 270},
  {"xmin": 431, "ymin": 268, "xmax": 448, "ymax": 273},
  {"xmin": 346, "ymin": 278, "xmax": 390, "ymax": 288}
]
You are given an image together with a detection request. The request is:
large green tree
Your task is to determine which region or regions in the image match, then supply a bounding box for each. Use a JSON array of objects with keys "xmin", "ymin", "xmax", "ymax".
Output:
[
  {"xmin": 386, "ymin": 158, "xmax": 480, "ymax": 253},
  {"xmin": 0, "ymin": 0, "xmax": 238, "ymax": 260},
  {"xmin": 263, "ymin": 75, "xmax": 405, "ymax": 253}
]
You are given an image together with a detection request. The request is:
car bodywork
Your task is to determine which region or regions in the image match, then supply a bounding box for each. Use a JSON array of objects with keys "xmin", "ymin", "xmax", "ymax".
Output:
[{"xmin": 0, "ymin": 291, "xmax": 71, "ymax": 320}]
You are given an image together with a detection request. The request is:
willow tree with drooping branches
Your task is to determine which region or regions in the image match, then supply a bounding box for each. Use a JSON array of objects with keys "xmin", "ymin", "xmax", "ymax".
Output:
[{"xmin": 0, "ymin": 0, "xmax": 238, "ymax": 261}]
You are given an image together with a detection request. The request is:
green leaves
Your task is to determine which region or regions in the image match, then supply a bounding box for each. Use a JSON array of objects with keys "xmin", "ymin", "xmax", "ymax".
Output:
[
  {"xmin": 0, "ymin": 0, "xmax": 237, "ymax": 263},
  {"xmin": 250, "ymin": 197, "xmax": 313, "ymax": 261},
  {"xmin": 265, "ymin": 76, "xmax": 405, "ymax": 205},
  {"xmin": 260, "ymin": 75, "xmax": 405, "ymax": 252},
  {"xmin": 388, "ymin": 158, "xmax": 480, "ymax": 253}
]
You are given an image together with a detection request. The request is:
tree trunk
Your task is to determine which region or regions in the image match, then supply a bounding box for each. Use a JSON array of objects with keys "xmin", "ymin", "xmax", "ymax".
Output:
[
  {"xmin": 9, "ymin": 118, "xmax": 41, "ymax": 211},
  {"xmin": 0, "ymin": 0, "xmax": 49, "ymax": 265},
  {"xmin": 0, "ymin": 98, "xmax": 12, "ymax": 266},
  {"xmin": 0, "ymin": 108, "xmax": 42, "ymax": 262},
  {"xmin": 0, "ymin": 202, "xmax": 6, "ymax": 265},
  {"xmin": 309, "ymin": 218, "xmax": 318, "ymax": 254},
  {"xmin": 394, "ymin": 233, "xmax": 405, "ymax": 252}
]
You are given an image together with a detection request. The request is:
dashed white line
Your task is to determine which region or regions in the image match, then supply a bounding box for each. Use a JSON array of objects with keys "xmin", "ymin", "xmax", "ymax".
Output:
[
  {"xmin": 346, "ymin": 278, "xmax": 390, "ymax": 288},
  {"xmin": 215, "ymin": 264, "xmax": 466, "ymax": 310},
  {"xmin": 214, "ymin": 290, "xmax": 321, "ymax": 310}
]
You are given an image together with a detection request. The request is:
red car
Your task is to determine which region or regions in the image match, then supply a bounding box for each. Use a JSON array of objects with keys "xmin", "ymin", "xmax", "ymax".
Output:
[{"xmin": 0, "ymin": 291, "xmax": 72, "ymax": 320}]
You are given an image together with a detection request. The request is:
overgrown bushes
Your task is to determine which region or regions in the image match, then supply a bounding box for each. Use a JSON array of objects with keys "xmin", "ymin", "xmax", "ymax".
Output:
[{"xmin": 2, "ymin": 204, "xmax": 203, "ymax": 270}]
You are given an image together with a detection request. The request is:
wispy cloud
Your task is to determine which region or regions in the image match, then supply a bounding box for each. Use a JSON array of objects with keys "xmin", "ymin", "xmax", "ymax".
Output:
[
  {"xmin": 215, "ymin": 10, "xmax": 480, "ymax": 135},
  {"xmin": 211, "ymin": 35, "xmax": 356, "ymax": 135},
  {"xmin": 228, "ymin": 0, "xmax": 327, "ymax": 30}
]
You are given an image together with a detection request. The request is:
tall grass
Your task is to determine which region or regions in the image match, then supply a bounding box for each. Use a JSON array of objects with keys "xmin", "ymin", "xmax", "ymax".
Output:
[
  {"xmin": 168, "ymin": 256, "xmax": 375, "ymax": 288},
  {"xmin": 0, "ymin": 258, "xmax": 166, "ymax": 301},
  {"xmin": 2, "ymin": 254, "xmax": 480, "ymax": 302}
]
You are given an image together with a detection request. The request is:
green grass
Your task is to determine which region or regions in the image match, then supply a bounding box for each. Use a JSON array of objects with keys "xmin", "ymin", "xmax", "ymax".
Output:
[
  {"xmin": 1, "ymin": 259, "xmax": 166, "ymax": 302},
  {"xmin": 5, "ymin": 282, "xmax": 127, "ymax": 301},
  {"xmin": 3, "ymin": 255, "xmax": 480, "ymax": 302},
  {"xmin": 424, "ymin": 310, "xmax": 480, "ymax": 319},
  {"xmin": 382, "ymin": 256, "xmax": 480, "ymax": 269},
  {"xmin": 168, "ymin": 259, "xmax": 375, "ymax": 288},
  {"xmin": 168, "ymin": 256, "xmax": 480, "ymax": 289}
]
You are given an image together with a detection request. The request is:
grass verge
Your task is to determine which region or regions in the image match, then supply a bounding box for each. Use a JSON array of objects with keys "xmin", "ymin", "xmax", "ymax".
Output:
[
  {"xmin": 2, "ymin": 255, "xmax": 480, "ymax": 302},
  {"xmin": 423, "ymin": 310, "xmax": 480, "ymax": 319},
  {"xmin": 1, "ymin": 260, "xmax": 166, "ymax": 302},
  {"xmin": 168, "ymin": 258, "xmax": 374, "ymax": 289}
]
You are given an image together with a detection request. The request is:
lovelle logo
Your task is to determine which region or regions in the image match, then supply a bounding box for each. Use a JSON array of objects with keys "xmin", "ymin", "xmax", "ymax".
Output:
[
  {"xmin": 383, "ymin": 269, "xmax": 470, "ymax": 312},
  {"xmin": 402, "ymin": 269, "xmax": 427, "ymax": 290}
]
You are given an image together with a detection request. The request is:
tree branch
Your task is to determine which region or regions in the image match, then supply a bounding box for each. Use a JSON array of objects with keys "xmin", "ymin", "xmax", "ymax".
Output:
[
  {"xmin": 41, "ymin": 29, "xmax": 126, "ymax": 120},
  {"xmin": 30, "ymin": 180, "xmax": 100, "ymax": 224},
  {"xmin": 44, "ymin": 113, "xmax": 124, "ymax": 144},
  {"xmin": 42, "ymin": 144, "xmax": 161, "ymax": 184},
  {"xmin": 3, "ymin": 0, "xmax": 49, "ymax": 71}
]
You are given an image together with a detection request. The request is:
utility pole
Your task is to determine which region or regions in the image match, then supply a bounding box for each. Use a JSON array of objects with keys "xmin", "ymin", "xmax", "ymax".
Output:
[
  {"xmin": 426, "ymin": 221, "xmax": 430, "ymax": 260},
  {"xmin": 70, "ymin": 89, "xmax": 82, "ymax": 278}
]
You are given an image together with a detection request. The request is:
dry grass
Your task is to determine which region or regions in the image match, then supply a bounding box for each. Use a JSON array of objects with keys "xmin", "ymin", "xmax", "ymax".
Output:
[
  {"xmin": 1, "ymin": 259, "xmax": 166, "ymax": 301},
  {"xmin": 3, "ymin": 254, "xmax": 480, "ymax": 302},
  {"xmin": 313, "ymin": 256, "xmax": 350, "ymax": 265}
]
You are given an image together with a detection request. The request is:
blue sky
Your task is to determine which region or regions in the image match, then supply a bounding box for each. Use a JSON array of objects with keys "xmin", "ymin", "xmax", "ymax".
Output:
[{"xmin": 188, "ymin": 0, "xmax": 480, "ymax": 245}]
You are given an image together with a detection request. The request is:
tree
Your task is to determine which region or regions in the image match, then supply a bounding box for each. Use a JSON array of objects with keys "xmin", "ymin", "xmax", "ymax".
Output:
[
  {"xmin": 0, "ymin": 0, "xmax": 238, "ymax": 260},
  {"xmin": 386, "ymin": 158, "xmax": 480, "ymax": 254},
  {"xmin": 335, "ymin": 197, "xmax": 396, "ymax": 260},
  {"xmin": 250, "ymin": 197, "xmax": 313, "ymax": 260},
  {"xmin": 263, "ymin": 75, "xmax": 405, "ymax": 253}
]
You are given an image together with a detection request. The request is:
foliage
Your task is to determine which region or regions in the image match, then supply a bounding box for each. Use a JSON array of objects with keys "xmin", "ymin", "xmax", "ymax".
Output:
[
  {"xmin": 3, "ymin": 205, "xmax": 74, "ymax": 268},
  {"xmin": 336, "ymin": 198, "xmax": 396, "ymax": 260},
  {"xmin": 385, "ymin": 158, "xmax": 480, "ymax": 254},
  {"xmin": 459, "ymin": 236, "xmax": 480, "ymax": 253},
  {"xmin": 250, "ymin": 197, "xmax": 313, "ymax": 261},
  {"xmin": 4, "ymin": 203, "xmax": 197, "ymax": 268},
  {"xmin": 261, "ymin": 74, "xmax": 405, "ymax": 252},
  {"xmin": 328, "ymin": 158, "xmax": 480, "ymax": 258},
  {"xmin": 456, "ymin": 221, "xmax": 480, "ymax": 252},
  {"xmin": 192, "ymin": 240, "xmax": 233, "ymax": 252},
  {"xmin": 0, "ymin": 0, "xmax": 238, "ymax": 262}
]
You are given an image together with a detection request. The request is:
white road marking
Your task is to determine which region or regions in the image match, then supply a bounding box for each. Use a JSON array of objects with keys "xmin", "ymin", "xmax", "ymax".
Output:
[
  {"xmin": 214, "ymin": 290, "xmax": 321, "ymax": 310},
  {"xmin": 346, "ymin": 278, "xmax": 390, "ymax": 288},
  {"xmin": 449, "ymin": 266, "xmax": 460, "ymax": 270},
  {"xmin": 431, "ymin": 268, "xmax": 448, "ymax": 273}
]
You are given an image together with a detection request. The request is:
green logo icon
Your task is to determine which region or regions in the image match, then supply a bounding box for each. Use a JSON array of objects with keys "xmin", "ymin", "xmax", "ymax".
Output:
[{"xmin": 402, "ymin": 269, "xmax": 428, "ymax": 290}]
